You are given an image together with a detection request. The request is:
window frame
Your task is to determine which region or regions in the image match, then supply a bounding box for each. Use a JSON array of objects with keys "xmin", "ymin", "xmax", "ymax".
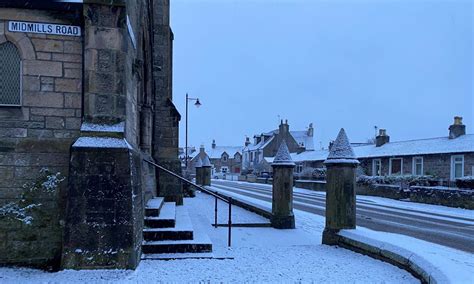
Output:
[
  {"xmin": 389, "ymin": 158, "xmax": 403, "ymax": 176},
  {"xmin": 450, "ymin": 155, "xmax": 464, "ymax": 180},
  {"xmin": 0, "ymin": 41, "xmax": 22, "ymax": 107},
  {"xmin": 372, "ymin": 159, "xmax": 382, "ymax": 176},
  {"xmin": 412, "ymin": 157, "xmax": 423, "ymax": 176}
]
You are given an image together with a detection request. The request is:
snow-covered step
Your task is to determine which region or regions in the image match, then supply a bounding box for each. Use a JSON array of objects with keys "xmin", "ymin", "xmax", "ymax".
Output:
[
  {"xmin": 144, "ymin": 202, "xmax": 176, "ymax": 228},
  {"xmin": 142, "ymin": 225, "xmax": 212, "ymax": 254},
  {"xmin": 143, "ymin": 205, "xmax": 194, "ymax": 241},
  {"xmin": 145, "ymin": 197, "xmax": 165, "ymax": 217},
  {"xmin": 141, "ymin": 252, "xmax": 215, "ymax": 260}
]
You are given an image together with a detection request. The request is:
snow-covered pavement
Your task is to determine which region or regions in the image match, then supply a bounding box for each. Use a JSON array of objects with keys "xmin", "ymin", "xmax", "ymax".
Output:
[
  {"xmin": 210, "ymin": 180, "xmax": 474, "ymax": 252},
  {"xmin": 0, "ymin": 192, "xmax": 418, "ymax": 283},
  {"xmin": 207, "ymin": 180, "xmax": 474, "ymax": 283}
]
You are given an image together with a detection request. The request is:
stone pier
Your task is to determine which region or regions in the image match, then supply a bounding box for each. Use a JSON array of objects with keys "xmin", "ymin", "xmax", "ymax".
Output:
[
  {"xmin": 271, "ymin": 141, "xmax": 296, "ymax": 229},
  {"xmin": 322, "ymin": 128, "xmax": 359, "ymax": 245},
  {"xmin": 202, "ymin": 156, "xmax": 212, "ymax": 186},
  {"xmin": 194, "ymin": 158, "xmax": 203, "ymax": 186}
]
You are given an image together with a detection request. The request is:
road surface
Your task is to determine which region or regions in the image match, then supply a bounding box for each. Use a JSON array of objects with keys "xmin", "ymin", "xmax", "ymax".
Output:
[{"xmin": 209, "ymin": 180, "xmax": 474, "ymax": 253}]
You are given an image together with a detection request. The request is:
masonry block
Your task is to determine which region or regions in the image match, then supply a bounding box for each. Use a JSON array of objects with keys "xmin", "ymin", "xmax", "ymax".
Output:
[{"xmin": 62, "ymin": 142, "xmax": 143, "ymax": 269}]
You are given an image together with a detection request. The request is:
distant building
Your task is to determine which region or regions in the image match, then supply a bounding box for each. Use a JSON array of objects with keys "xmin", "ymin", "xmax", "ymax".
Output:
[
  {"xmin": 207, "ymin": 140, "xmax": 243, "ymax": 174},
  {"xmin": 242, "ymin": 120, "xmax": 315, "ymax": 174},
  {"xmin": 190, "ymin": 141, "xmax": 242, "ymax": 175},
  {"xmin": 292, "ymin": 117, "xmax": 473, "ymax": 182}
]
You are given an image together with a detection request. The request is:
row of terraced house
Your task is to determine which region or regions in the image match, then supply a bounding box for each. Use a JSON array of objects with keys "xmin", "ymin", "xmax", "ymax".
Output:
[{"xmin": 191, "ymin": 117, "xmax": 473, "ymax": 183}]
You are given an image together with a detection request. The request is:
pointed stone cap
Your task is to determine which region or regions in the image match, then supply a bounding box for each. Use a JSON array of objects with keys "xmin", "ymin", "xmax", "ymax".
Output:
[
  {"xmin": 202, "ymin": 155, "xmax": 212, "ymax": 167},
  {"xmin": 324, "ymin": 128, "xmax": 359, "ymax": 165},
  {"xmin": 194, "ymin": 157, "xmax": 203, "ymax": 168},
  {"xmin": 272, "ymin": 141, "xmax": 295, "ymax": 167}
]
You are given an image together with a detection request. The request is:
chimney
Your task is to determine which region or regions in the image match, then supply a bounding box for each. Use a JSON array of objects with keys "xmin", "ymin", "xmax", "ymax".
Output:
[
  {"xmin": 449, "ymin": 116, "xmax": 466, "ymax": 139},
  {"xmin": 307, "ymin": 123, "xmax": 314, "ymax": 137},
  {"xmin": 200, "ymin": 144, "xmax": 205, "ymax": 154},
  {"xmin": 376, "ymin": 129, "xmax": 390, "ymax": 147},
  {"xmin": 212, "ymin": 139, "xmax": 216, "ymax": 149},
  {"xmin": 245, "ymin": 136, "xmax": 251, "ymax": 147},
  {"xmin": 279, "ymin": 119, "xmax": 289, "ymax": 135}
]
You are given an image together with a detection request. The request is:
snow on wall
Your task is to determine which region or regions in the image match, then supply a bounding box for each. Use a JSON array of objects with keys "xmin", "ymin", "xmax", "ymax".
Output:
[
  {"xmin": 73, "ymin": 137, "xmax": 132, "ymax": 149},
  {"xmin": 80, "ymin": 122, "xmax": 125, "ymax": 133}
]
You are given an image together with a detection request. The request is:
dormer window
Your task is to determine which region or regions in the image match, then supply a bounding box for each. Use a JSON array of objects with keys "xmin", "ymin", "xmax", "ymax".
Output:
[{"xmin": 222, "ymin": 154, "xmax": 228, "ymax": 162}]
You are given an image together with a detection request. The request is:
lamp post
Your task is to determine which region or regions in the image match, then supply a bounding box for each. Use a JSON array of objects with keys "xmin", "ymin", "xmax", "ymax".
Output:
[{"xmin": 185, "ymin": 93, "xmax": 201, "ymax": 173}]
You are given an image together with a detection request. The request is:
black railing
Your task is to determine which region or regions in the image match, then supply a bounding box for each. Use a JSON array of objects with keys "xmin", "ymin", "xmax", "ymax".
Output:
[{"xmin": 144, "ymin": 159, "xmax": 233, "ymax": 246}]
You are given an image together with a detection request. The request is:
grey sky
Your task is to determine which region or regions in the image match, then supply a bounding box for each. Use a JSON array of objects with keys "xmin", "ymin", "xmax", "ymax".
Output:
[{"xmin": 171, "ymin": 0, "xmax": 473, "ymax": 150}]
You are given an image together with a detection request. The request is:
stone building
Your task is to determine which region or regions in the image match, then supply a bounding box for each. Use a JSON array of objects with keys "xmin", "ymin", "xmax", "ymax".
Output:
[
  {"xmin": 242, "ymin": 120, "xmax": 314, "ymax": 175},
  {"xmin": 0, "ymin": 0, "xmax": 181, "ymax": 270},
  {"xmin": 206, "ymin": 140, "xmax": 242, "ymax": 174},
  {"xmin": 292, "ymin": 117, "xmax": 474, "ymax": 182}
]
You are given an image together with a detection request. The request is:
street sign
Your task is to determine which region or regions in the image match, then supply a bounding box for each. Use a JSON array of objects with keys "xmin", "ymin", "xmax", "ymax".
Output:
[{"xmin": 8, "ymin": 21, "xmax": 81, "ymax": 37}]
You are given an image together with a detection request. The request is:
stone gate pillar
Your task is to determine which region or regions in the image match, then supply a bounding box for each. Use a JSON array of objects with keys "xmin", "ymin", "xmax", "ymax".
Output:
[
  {"xmin": 322, "ymin": 128, "xmax": 359, "ymax": 245},
  {"xmin": 271, "ymin": 141, "xmax": 296, "ymax": 229},
  {"xmin": 194, "ymin": 158, "xmax": 203, "ymax": 186},
  {"xmin": 202, "ymin": 155, "xmax": 212, "ymax": 186}
]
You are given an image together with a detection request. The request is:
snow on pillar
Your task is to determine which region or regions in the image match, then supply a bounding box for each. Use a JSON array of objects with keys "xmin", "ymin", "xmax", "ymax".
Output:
[
  {"xmin": 322, "ymin": 128, "xmax": 359, "ymax": 245},
  {"xmin": 271, "ymin": 141, "xmax": 296, "ymax": 229}
]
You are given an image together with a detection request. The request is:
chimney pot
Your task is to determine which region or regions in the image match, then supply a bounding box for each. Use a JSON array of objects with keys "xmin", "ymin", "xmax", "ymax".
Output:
[
  {"xmin": 454, "ymin": 116, "xmax": 463, "ymax": 125},
  {"xmin": 376, "ymin": 129, "xmax": 390, "ymax": 147},
  {"xmin": 449, "ymin": 116, "xmax": 466, "ymax": 139}
]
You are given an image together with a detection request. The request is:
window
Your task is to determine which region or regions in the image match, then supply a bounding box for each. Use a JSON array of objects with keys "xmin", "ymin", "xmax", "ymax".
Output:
[
  {"xmin": 222, "ymin": 154, "xmax": 228, "ymax": 162},
  {"xmin": 0, "ymin": 42, "xmax": 21, "ymax": 106},
  {"xmin": 372, "ymin": 159, "xmax": 382, "ymax": 176},
  {"xmin": 389, "ymin": 158, "xmax": 403, "ymax": 175},
  {"xmin": 295, "ymin": 164, "xmax": 303, "ymax": 174},
  {"xmin": 412, "ymin": 157, "xmax": 423, "ymax": 176},
  {"xmin": 234, "ymin": 154, "xmax": 241, "ymax": 162},
  {"xmin": 451, "ymin": 155, "xmax": 464, "ymax": 180}
]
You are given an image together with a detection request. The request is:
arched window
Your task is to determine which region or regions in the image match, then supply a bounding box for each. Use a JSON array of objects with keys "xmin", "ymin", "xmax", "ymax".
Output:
[{"xmin": 0, "ymin": 42, "xmax": 21, "ymax": 106}]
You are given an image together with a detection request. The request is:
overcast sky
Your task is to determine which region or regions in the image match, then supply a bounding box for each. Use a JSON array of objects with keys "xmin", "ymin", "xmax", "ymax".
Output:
[{"xmin": 171, "ymin": 0, "xmax": 473, "ymax": 150}]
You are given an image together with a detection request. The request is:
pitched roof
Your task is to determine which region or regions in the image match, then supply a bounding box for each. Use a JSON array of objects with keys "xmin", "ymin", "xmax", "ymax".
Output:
[
  {"xmin": 207, "ymin": 146, "xmax": 242, "ymax": 159},
  {"xmin": 355, "ymin": 134, "xmax": 474, "ymax": 158},
  {"xmin": 291, "ymin": 131, "xmax": 315, "ymax": 151},
  {"xmin": 292, "ymin": 134, "xmax": 474, "ymax": 162}
]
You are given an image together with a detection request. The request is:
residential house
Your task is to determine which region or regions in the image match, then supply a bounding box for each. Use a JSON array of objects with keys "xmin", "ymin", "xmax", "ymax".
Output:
[
  {"xmin": 242, "ymin": 120, "xmax": 315, "ymax": 174},
  {"xmin": 292, "ymin": 117, "xmax": 473, "ymax": 182}
]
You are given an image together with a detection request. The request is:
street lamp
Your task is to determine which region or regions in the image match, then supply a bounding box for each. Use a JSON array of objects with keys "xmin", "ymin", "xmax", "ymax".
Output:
[{"xmin": 185, "ymin": 93, "xmax": 201, "ymax": 173}]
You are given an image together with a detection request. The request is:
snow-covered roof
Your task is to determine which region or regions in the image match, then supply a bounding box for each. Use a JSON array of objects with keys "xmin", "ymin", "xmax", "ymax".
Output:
[
  {"xmin": 291, "ymin": 149, "xmax": 329, "ymax": 163},
  {"xmin": 291, "ymin": 131, "xmax": 315, "ymax": 151},
  {"xmin": 247, "ymin": 136, "xmax": 274, "ymax": 151},
  {"xmin": 354, "ymin": 134, "xmax": 474, "ymax": 158},
  {"xmin": 207, "ymin": 146, "xmax": 242, "ymax": 159},
  {"xmin": 292, "ymin": 134, "xmax": 474, "ymax": 162},
  {"xmin": 264, "ymin": 157, "xmax": 275, "ymax": 163}
]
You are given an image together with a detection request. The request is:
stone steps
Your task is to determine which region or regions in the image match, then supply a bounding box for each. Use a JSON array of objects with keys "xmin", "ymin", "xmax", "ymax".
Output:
[
  {"xmin": 141, "ymin": 198, "xmax": 213, "ymax": 255},
  {"xmin": 144, "ymin": 202, "xmax": 176, "ymax": 228},
  {"xmin": 145, "ymin": 197, "xmax": 165, "ymax": 217}
]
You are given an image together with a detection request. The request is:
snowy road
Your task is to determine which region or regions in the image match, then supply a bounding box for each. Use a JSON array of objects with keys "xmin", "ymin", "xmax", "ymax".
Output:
[{"xmin": 209, "ymin": 180, "xmax": 474, "ymax": 253}]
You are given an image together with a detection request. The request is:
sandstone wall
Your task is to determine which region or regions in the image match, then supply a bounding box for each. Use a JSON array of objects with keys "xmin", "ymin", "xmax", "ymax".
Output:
[{"xmin": 0, "ymin": 8, "xmax": 82, "ymax": 269}]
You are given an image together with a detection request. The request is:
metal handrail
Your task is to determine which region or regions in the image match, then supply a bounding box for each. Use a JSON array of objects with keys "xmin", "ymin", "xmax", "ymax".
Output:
[{"xmin": 144, "ymin": 159, "xmax": 232, "ymax": 246}]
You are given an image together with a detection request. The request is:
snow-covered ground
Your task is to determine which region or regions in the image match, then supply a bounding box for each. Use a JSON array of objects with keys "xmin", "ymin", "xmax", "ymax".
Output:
[
  {"xmin": 208, "ymin": 181, "xmax": 474, "ymax": 283},
  {"xmin": 0, "ymin": 192, "xmax": 417, "ymax": 283}
]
